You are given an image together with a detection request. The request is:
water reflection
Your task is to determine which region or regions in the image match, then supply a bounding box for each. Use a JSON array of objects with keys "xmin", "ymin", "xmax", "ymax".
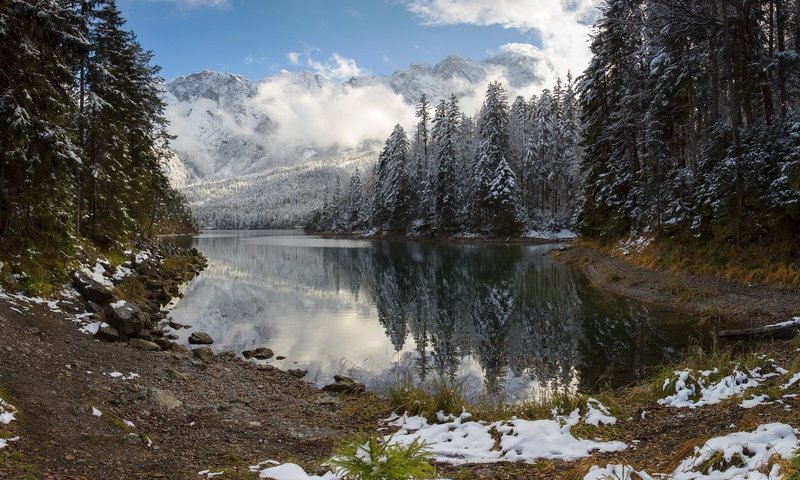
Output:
[{"xmin": 169, "ymin": 231, "xmax": 698, "ymax": 401}]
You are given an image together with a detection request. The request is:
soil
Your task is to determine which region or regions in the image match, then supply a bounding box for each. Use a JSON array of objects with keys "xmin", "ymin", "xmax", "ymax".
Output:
[
  {"xmin": 0, "ymin": 297, "xmax": 384, "ymax": 479},
  {"xmin": 553, "ymin": 245, "xmax": 800, "ymax": 327}
]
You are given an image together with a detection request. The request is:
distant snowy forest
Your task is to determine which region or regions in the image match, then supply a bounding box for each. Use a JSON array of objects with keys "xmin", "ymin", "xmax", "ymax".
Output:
[
  {"xmin": 310, "ymin": 0, "xmax": 800, "ymax": 244},
  {"xmin": 308, "ymin": 77, "xmax": 583, "ymax": 236},
  {"xmin": 0, "ymin": 1, "xmax": 193, "ymax": 260}
]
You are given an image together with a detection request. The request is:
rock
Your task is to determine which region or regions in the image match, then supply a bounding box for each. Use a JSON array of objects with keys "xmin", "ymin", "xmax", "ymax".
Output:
[
  {"xmin": 168, "ymin": 321, "xmax": 190, "ymax": 330},
  {"xmin": 165, "ymin": 368, "xmax": 188, "ymax": 381},
  {"xmin": 322, "ymin": 375, "xmax": 366, "ymax": 394},
  {"xmin": 242, "ymin": 347, "xmax": 273, "ymax": 359},
  {"xmin": 170, "ymin": 343, "xmax": 189, "ymax": 354},
  {"xmin": 218, "ymin": 351, "xmax": 236, "ymax": 360},
  {"xmin": 85, "ymin": 301, "xmax": 103, "ymax": 314},
  {"xmin": 258, "ymin": 364, "xmax": 275, "ymax": 372},
  {"xmin": 190, "ymin": 247, "xmax": 199, "ymax": 256},
  {"xmin": 96, "ymin": 325, "xmax": 120, "ymax": 342},
  {"xmin": 286, "ymin": 369, "xmax": 308, "ymax": 378},
  {"xmin": 73, "ymin": 271, "xmax": 113, "ymax": 305},
  {"xmin": 128, "ymin": 338, "xmax": 161, "ymax": 351},
  {"xmin": 165, "ymin": 333, "xmax": 179, "ymax": 340},
  {"xmin": 153, "ymin": 337, "xmax": 173, "ymax": 351},
  {"xmin": 188, "ymin": 331, "xmax": 214, "ymax": 345},
  {"xmin": 192, "ymin": 347, "xmax": 215, "ymax": 364},
  {"xmin": 147, "ymin": 388, "xmax": 182, "ymax": 411},
  {"xmin": 136, "ymin": 330, "xmax": 153, "ymax": 341},
  {"xmin": 275, "ymin": 355, "xmax": 286, "ymax": 360},
  {"xmin": 104, "ymin": 301, "xmax": 151, "ymax": 339}
]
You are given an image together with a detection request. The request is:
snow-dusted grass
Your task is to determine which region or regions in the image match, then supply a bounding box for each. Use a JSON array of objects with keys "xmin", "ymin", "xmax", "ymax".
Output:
[
  {"xmin": 658, "ymin": 367, "xmax": 767, "ymax": 408},
  {"xmin": 671, "ymin": 423, "xmax": 797, "ymax": 479},
  {"xmin": 0, "ymin": 397, "xmax": 18, "ymax": 450},
  {"xmin": 583, "ymin": 464, "xmax": 654, "ymax": 480}
]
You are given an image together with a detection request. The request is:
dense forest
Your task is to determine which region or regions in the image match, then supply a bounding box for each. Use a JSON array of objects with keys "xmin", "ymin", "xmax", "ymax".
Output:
[
  {"xmin": 309, "ymin": 78, "xmax": 584, "ymax": 237},
  {"xmin": 312, "ymin": 0, "xmax": 800, "ymax": 260},
  {"xmin": 579, "ymin": 0, "xmax": 800, "ymax": 249},
  {"xmin": 0, "ymin": 1, "xmax": 193, "ymax": 272}
]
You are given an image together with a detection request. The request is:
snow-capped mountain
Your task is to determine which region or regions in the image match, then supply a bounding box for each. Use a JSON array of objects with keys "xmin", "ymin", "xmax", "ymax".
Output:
[{"xmin": 165, "ymin": 52, "xmax": 542, "ymax": 227}]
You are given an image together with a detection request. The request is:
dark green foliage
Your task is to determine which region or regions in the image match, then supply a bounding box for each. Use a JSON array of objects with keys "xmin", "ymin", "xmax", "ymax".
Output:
[
  {"xmin": 329, "ymin": 433, "xmax": 435, "ymax": 480},
  {"xmin": 578, "ymin": 0, "xmax": 800, "ymax": 248},
  {"xmin": 0, "ymin": 0, "xmax": 194, "ymax": 266}
]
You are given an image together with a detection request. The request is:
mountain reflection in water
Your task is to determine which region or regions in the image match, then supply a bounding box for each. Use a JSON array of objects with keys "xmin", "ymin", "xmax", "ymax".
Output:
[{"xmin": 169, "ymin": 231, "xmax": 708, "ymax": 402}]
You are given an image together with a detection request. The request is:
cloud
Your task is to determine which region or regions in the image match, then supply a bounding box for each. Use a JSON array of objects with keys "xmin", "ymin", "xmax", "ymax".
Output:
[
  {"xmin": 244, "ymin": 55, "xmax": 254, "ymax": 65},
  {"xmin": 405, "ymin": 0, "xmax": 598, "ymax": 86},
  {"xmin": 285, "ymin": 49, "xmax": 366, "ymax": 81},
  {"xmin": 253, "ymin": 75, "xmax": 414, "ymax": 149},
  {"xmin": 286, "ymin": 52, "xmax": 301, "ymax": 65}
]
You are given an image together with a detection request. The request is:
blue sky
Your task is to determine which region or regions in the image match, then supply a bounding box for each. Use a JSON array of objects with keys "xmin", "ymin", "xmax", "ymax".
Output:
[{"xmin": 118, "ymin": 0, "xmax": 596, "ymax": 82}]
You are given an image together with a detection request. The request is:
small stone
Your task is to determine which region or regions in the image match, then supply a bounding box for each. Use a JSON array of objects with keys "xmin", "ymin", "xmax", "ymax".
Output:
[
  {"xmin": 188, "ymin": 331, "xmax": 214, "ymax": 345},
  {"xmin": 147, "ymin": 388, "xmax": 182, "ymax": 411},
  {"xmin": 248, "ymin": 421, "xmax": 262, "ymax": 428},
  {"xmin": 192, "ymin": 347, "xmax": 215, "ymax": 364},
  {"xmin": 258, "ymin": 364, "xmax": 275, "ymax": 372},
  {"xmin": 170, "ymin": 343, "xmax": 189, "ymax": 354},
  {"xmin": 242, "ymin": 347, "xmax": 273, "ymax": 359},
  {"xmin": 128, "ymin": 338, "xmax": 161, "ymax": 351},
  {"xmin": 165, "ymin": 368, "xmax": 189, "ymax": 381},
  {"xmin": 168, "ymin": 321, "xmax": 190, "ymax": 330},
  {"xmin": 275, "ymin": 355, "xmax": 286, "ymax": 360},
  {"xmin": 286, "ymin": 369, "xmax": 307, "ymax": 378}
]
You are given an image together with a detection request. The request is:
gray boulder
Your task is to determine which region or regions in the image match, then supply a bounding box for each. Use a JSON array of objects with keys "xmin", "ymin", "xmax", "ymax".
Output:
[
  {"xmin": 192, "ymin": 347, "xmax": 215, "ymax": 364},
  {"xmin": 73, "ymin": 271, "xmax": 113, "ymax": 305},
  {"xmin": 242, "ymin": 347, "xmax": 273, "ymax": 359},
  {"xmin": 322, "ymin": 375, "xmax": 366, "ymax": 394},
  {"xmin": 104, "ymin": 301, "xmax": 151, "ymax": 339},
  {"xmin": 188, "ymin": 331, "xmax": 214, "ymax": 345},
  {"xmin": 128, "ymin": 338, "xmax": 161, "ymax": 351}
]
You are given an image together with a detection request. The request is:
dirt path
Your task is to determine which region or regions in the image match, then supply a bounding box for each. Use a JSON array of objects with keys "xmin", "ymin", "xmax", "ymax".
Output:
[
  {"xmin": 553, "ymin": 245, "xmax": 800, "ymax": 327},
  {"xmin": 0, "ymin": 298, "xmax": 383, "ymax": 479}
]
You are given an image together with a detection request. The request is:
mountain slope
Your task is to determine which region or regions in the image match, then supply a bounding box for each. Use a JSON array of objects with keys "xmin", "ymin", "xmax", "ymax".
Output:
[{"xmin": 165, "ymin": 53, "xmax": 542, "ymax": 228}]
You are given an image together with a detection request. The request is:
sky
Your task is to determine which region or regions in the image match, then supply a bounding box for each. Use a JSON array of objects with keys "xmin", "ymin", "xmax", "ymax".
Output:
[{"xmin": 117, "ymin": 0, "xmax": 598, "ymax": 83}]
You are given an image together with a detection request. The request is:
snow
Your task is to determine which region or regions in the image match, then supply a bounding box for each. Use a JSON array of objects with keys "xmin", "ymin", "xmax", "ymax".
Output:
[
  {"xmin": 79, "ymin": 321, "xmax": 108, "ymax": 336},
  {"xmin": 583, "ymin": 464, "xmax": 653, "ymax": 480},
  {"xmin": 197, "ymin": 470, "xmax": 225, "ymax": 479},
  {"xmin": 107, "ymin": 372, "xmax": 139, "ymax": 381},
  {"xmin": 781, "ymin": 373, "xmax": 800, "ymax": 390},
  {"xmin": 250, "ymin": 463, "xmax": 338, "ymax": 480},
  {"xmin": 92, "ymin": 407, "xmax": 102, "ymax": 417},
  {"xmin": 0, "ymin": 399, "xmax": 17, "ymax": 425},
  {"xmin": 739, "ymin": 394, "xmax": 770, "ymax": 409},
  {"xmin": 658, "ymin": 367, "xmax": 768, "ymax": 408},
  {"xmin": 387, "ymin": 410, "xmax": 625, "ymax": 465},
  {"xmin": 0, "ymin": 437, "xmax": 19, "ymax": 449},
  {"xmin": 672, "ymin": 423, "xmax": 797, "ymax": 479},
  {"xmin": 124, "ymin": 420, "xmax": 135, "ymax": 428},
  {"xmin": 523, "ymin": 229, "xmax": 576, "ymax": 240},
  {"xmin": 81, "ymin": 260, "xmax": 113, "ymax": 287},
  {"xmin": 584, "ymin": 398, "xmax": 617, "ymax": 426}
]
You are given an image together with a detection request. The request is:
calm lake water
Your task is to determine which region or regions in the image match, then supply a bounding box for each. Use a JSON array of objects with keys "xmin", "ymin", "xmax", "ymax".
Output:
[{"xmin": 169, "ymin": 230, "xmax": 714, "ymax": 402}]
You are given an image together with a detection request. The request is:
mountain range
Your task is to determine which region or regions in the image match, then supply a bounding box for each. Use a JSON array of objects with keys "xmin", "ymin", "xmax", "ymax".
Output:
[{"xmin": 164, "ymin": 52, "xmax": 543, "ymax": 227}]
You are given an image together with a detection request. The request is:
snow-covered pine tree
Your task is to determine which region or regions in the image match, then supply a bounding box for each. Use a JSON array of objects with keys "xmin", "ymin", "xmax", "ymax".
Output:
[
  {"xmin": 347, "ymin": 167, "xmax": 364, "ymax": 230},
  {"xmin": 372, "ymin": 125, "xmax": 412, "ymax": 232},
  {"xmin": 472, "ymin": 82, "xmax": 524, "ymax": 235},
  {"xmin": 432, "ymin": 96, "xmax": 461, "ymax": 233}
]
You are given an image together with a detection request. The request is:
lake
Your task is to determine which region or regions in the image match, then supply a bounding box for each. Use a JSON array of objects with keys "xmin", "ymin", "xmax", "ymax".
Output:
[{"xmin": 168, "ymin": 230, "xmax": 714, "ymax": 402}]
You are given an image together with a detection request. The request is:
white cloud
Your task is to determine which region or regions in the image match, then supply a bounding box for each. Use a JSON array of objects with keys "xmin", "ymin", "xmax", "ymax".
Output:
[
  {"xmin": 406, "ymin": 0, "xmax": 598, "ymax": 87},
  {"xmin": 253, "ymin": 75, "xmax": 414, "ymax": 150},
  {"xmin": 244, "ymin": 55, "xmax": 254, "ymax": 65},
  {"xmin": 286, "ymin": 52, "xmax": 301, "ymax": 65}
]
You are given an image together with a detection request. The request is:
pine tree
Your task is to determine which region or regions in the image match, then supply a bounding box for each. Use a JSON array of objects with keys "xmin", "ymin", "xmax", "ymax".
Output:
[
  {"xmin": 472, "ymin": 82, "xmax": 524, "ymax": 235},
  {"xmin": 347, "ymin": 167, "xmax": 364, "ymax": 230},
  {"xmin": 432, "ymin": 96, "xmax": 461, "ymax": 232},
  {"xmin": 372, "ymin": 125, "xmax": 412, "ymax": 232}
]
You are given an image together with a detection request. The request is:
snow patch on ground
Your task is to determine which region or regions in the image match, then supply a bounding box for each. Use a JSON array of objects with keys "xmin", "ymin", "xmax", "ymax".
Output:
[
  {"xmin": 249, "ymin": 463, "xmax": 339, "ymax": 479},
  {"xmin": 671, "ymin": 423, "xmax": 797, "ymax": 479},
  {"xmin": 583, "ymin": 464, "xmax": 653, "ymax": 480},
  {"xmin": 81, "ymin": 260, "xmax": 113, "ymax": 287},
  {"xmin": 1, "ymin": 398, "xmax": 19, "ymax": 450},
  {"xmin": 658, "ymin": 367, "xmax": 770, "ymax": 408},
  {"xmin": 79, "ymin": 321, "xmax": 109, "ymax": 336},
  {"xmin": 107, "ymin": 371, "xmax": 139, "ymax": 381},
  {"xmin": 740, "ymin": 394, "xmax": 771, "ymax": 409},
  {"xmin": 523, "ymin": 229, "xmax": 576, "ymax": 240},
  {"xmin": 92, "ymin": 407, "xmax": 102, "ymax": 417},
  {"xmin": 386, "ymin": 409, "xmax": 625, "ymax": 465},
  {"xmin": 584, "ymin": 398, "xmax": 617, "ymax": 426}
]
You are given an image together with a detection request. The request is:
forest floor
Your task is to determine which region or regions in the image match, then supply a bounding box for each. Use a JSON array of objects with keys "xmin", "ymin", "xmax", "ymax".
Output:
[{"xmin": 1, "ymin": 242, "xmax": 800, "ymax": 479}]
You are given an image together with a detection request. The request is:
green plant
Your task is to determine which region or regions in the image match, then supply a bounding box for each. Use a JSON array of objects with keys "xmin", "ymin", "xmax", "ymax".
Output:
[{"xmin": 329, "ymin": 433, "xmax": 435, "ymax": 480}]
